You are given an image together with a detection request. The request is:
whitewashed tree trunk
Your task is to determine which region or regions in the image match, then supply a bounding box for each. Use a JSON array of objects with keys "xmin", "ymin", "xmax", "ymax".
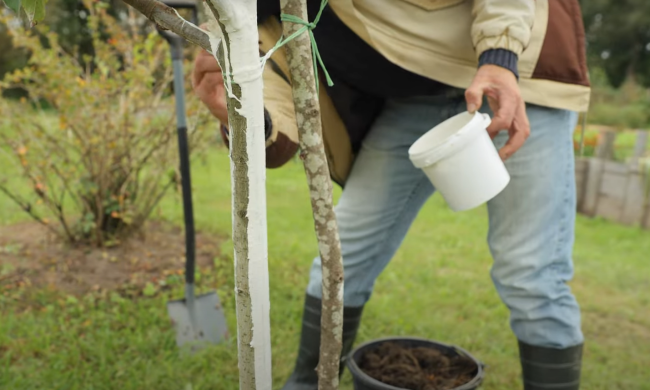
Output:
[
  {"xmin": 204, "ymin": 2, "xmax": 272, "ymax": 390},
  {"xmin": 120, "ymin": 0, "xmax": 272, "ymax": 389},
  {"xmin": 280, "ymin": 1, "xmax": 345, "ymax": 390}
]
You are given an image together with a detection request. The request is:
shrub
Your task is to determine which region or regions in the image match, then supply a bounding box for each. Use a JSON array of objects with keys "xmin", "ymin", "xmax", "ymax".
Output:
[
  {"xmin": 0, "ymin": 0, "xmax": 211, "ymax": 246},
  {"xmin": 588, "ymin": 102, "xmax": 650, "ymax": 130}
]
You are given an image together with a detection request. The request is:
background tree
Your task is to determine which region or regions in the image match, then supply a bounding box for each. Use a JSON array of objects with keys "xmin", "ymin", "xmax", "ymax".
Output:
[{"xmin": 582, "ymin": 0, "xmax": 650, "ymax": 88}]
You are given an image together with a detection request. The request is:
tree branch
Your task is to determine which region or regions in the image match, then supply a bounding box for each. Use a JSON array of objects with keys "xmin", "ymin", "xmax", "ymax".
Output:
[
  {"xmin": 120, "ymin": 0, "xmax": 212, "ymax": 52},
  {"xmin": 0, "ymin": 184, "xmax": 63, "ymax": 239}
]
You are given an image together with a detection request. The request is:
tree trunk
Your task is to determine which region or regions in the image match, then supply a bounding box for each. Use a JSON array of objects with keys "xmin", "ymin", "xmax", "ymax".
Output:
[
  {"xmin": 279, "ymin": 1, "xmax": 345, "ymax": 389},
  {"xmin": 204, "ymin": 3, "xmax": 272, "ymax": 390},
  {"xmin": 203, "ymin": 2, "xmax": 273, "ymax": 389}
]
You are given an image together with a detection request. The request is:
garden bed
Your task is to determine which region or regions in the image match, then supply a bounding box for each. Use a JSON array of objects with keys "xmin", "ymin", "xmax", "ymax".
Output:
[{"xmin": 0, "ymin": 221, "xmax": 221, "ymax": 296}]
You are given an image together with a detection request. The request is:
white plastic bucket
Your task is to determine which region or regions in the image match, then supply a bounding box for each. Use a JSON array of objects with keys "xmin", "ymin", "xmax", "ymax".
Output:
[{"xmin": 408, "ymin": 111, "xmax": 510, "ymax": 212}]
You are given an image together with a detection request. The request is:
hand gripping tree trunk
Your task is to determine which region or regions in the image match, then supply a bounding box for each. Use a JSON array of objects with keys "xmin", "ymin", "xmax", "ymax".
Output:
[
  {"xmin": 280, "ymin": 1, "xmax": 345, "ymax": 390},
  {"xmin": 118, "ymin": 0, "xmax": 272, "ymax": 388}
]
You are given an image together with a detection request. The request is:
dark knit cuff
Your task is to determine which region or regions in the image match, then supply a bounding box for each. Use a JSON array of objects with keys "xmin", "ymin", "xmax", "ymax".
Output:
[
  {"xmin": 221, "ymin": 108, "xmax": 273, "ymax": 141},
  {"xmin": 263, "ymin": 108, "xmax": 272, "ymax": 141},
  {"xmin": 478, "ymin": 49, "xmax": 519, "ymax": 79}
]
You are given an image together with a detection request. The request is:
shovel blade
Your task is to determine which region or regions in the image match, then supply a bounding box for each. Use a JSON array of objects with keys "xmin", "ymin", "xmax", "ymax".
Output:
[{"xmin": 167, "ymin": 291, "xmax": 228, "ymax": 350}]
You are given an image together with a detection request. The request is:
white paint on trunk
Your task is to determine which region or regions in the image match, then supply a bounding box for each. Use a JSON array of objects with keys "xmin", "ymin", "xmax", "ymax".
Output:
[{"xmin": 205, "ymin": 1, "xmax": 272, "ymax": 389}]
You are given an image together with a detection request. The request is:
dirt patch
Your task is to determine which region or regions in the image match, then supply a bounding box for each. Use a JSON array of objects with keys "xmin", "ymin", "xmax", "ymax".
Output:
[
  {"xmin": 583, "ymin": 310, "xmax": 650, "ymax": 345},
  {"xmin": 357, "ymin": 342, "xmax": 478, "ymax": 390},
  {"xmin": 0, "ymin": 221, "xmax": 223, "ymax": 296}
]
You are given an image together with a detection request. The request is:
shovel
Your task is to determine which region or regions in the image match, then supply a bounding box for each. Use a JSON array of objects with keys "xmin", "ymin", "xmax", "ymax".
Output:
[{"xmin": 158, "ymin": 3, "xmax": 228, "ymax": 350}]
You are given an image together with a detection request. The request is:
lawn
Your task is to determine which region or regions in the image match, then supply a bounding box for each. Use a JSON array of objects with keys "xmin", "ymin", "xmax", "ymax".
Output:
[{"xmin": 1, "ymin": 147, "xmax": 649, "ymax": 390}]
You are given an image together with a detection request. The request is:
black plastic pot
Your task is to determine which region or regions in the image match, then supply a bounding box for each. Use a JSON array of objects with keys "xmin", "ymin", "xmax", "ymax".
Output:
[{"xmin": 346, "ymin": 337, "xmax": 485, "ymax": 390}]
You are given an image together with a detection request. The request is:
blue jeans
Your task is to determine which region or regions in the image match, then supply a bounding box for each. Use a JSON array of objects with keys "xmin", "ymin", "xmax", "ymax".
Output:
[{"xmin": 305, "ymin": 91, "xmax": 584, "ymax": 349}]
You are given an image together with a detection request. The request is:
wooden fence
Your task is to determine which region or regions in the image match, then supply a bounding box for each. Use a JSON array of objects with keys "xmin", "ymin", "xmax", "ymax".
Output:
[{"xmin": 575, "ymin": 130, "xmax": 650, "ymax": 229}]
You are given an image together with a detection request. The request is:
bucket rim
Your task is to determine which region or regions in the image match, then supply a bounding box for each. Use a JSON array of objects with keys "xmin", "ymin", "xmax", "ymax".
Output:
[
  {"xmin": 408, "ymin": 111, "xmax": 491, "ymax": 169},
  {"xmin": 345, "ymin": 336, "xmax": 485, "ymax": 390}
]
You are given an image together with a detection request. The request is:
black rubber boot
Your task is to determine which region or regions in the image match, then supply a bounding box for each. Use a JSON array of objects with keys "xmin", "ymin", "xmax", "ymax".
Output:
[
  {"xmin": 281, "ymin": 294, "xmax": 364, "ymax": 390},
  {"xmin": 519, "ymin": 341, "xmax": 583, "ymax": 390}
]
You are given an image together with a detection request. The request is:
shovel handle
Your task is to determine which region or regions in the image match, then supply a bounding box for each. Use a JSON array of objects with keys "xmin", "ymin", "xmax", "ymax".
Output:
[
  {"xmin": 178, "ymin": 125, "xmax": 196, "ymax": 285},
  {"xmin": 171, "ymin": 47, "xmax": 196, "ymax": 285}
]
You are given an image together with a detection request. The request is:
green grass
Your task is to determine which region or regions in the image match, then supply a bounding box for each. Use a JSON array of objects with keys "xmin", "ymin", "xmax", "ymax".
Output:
[{"xmin": 1, "ymin": 148, "xmax": 649, "ymax": 389}]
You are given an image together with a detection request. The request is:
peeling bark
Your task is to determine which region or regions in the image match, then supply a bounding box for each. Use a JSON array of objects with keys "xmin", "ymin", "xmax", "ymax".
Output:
[{"xmin": 280, "ymin": 1, "xmax": 345, "ymax": 389}]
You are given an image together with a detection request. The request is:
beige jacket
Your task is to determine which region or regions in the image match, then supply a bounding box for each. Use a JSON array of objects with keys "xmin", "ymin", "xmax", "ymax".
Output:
[
  {"xmin": 328, "ymin": 0, "xmax": 590, "ymax": 112},
  {"xmin": 219, "ymin": 0, "xmax": 591, "ymax": 185}
]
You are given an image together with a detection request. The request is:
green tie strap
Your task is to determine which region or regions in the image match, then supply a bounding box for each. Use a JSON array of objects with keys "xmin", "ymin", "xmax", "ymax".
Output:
[{"xmin": 263, "ymin": 0, "xmax": 334, "ymax": 92}]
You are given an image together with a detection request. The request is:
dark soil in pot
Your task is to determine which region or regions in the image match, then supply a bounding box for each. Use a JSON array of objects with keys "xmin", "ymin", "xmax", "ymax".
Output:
[{"xmin": 347, "ymin": 337, "xmax": 484, "ymax": 390}]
